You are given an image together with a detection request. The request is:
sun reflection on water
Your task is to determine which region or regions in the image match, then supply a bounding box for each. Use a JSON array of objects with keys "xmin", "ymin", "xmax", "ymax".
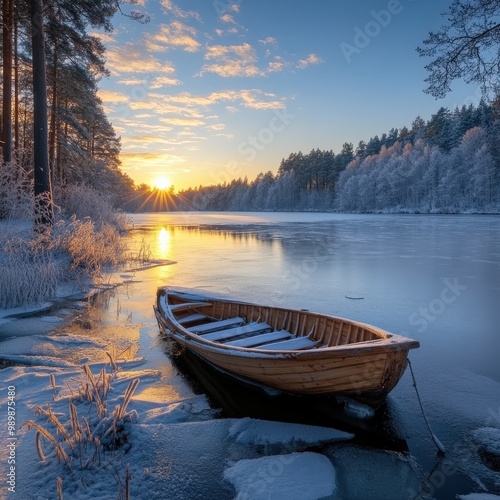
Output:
[{"xmin": 158, "ymin": 227, "xmax": 171, "ymax": 257}]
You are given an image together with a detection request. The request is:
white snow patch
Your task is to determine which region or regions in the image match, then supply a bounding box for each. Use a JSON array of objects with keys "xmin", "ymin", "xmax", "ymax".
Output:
[
  {"xmin": 229, "ymin": 417, "xmax": 353, "ymax": 449},
  {"xmin": 224, "ymin": 452, "xmax": 336, "ymax": 500}
]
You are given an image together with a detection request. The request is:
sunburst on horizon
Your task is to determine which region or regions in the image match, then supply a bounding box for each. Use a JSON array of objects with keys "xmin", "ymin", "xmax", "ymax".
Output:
[{"xmin": 152, "ymin": 177, "xmax": 172, "ymax": 191}]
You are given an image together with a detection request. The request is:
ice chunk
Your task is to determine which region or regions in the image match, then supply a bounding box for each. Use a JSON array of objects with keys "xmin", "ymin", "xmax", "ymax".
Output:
[
  {"xmin": 472, "ymin": 427, "xmax": 500, "ymax": 457},
  {"xmin": 224, "ymin": 452, "xmax": 336, "ymax": 500},
  {"xmin": 457, "ymin": 495, "xmax": 500, "ymax": 500},
  {"xmin": 228, "ymin": 417, "xmax": 353, "ymax": 452},
  {"xmin": 336, "ymin": 396, "xmax": 376, "ymax": 419}
]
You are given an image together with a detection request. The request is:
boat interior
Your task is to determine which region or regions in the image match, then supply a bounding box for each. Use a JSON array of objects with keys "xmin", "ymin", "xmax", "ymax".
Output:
[{"xmin": 159, "ymin": 291, "xmax": 392, "ymax": 351}]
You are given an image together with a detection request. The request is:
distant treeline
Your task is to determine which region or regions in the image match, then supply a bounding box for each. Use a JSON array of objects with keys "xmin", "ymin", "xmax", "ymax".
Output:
[{"xmin": 130, "ymin": 100, "xmax": 500, "ymax": 213}]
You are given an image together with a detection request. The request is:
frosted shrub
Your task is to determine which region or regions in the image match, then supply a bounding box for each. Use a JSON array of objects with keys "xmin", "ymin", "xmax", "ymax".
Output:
[
  {"xmin": 0, "ymin": 236, "xmax": 63, "ymax": 309},
  {"xmin": 58, "ymin": 185, "xmax": 130, "ymax": 232},
  {"xmin": 61, "ymin": 216, "xmax": 126, "ymax": 280},
  {"xmin": 0, "ymin": 161, "xmax": 33, "ymax": 221}
]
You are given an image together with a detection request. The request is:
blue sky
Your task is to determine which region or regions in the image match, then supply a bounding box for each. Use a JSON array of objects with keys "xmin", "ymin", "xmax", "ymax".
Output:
[{"xmin": 97, "ymin": 0, "xmax": 479, "ymax": 190}]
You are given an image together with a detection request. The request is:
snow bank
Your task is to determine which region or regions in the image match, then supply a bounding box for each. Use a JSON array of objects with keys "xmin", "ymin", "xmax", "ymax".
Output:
[{"xmin": 224, "ymin": 452, "xmax": 336, "ymax": 500}]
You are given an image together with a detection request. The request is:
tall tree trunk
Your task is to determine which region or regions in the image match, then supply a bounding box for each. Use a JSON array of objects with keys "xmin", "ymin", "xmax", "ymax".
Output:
[
  {"xmin": 49, "ymin": 46, "xmax": 57, "ymax": 177},
  {"xmin": 31, "ymin": 0, "xmax": 54, "ymax": 228},
  {"xmin": 14, "ymin": 14, "xmax": 19, "ymax": 151},
  {"xmin": 2, "ymin": 0, "xmax": 13, "ymax": 163}
]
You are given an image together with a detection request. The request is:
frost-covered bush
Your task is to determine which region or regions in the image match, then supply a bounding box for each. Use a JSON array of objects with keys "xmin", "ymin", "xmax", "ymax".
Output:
[
  {"xmin": 0, "ymin": 236, "xmax": 62, "ymax": 309},
  {"xmin": 58, "ymin": 185, "xmax": 130, "ymax": 232},
  {"xmin": 0, "ymin": 161, "xmax": 33, "ymax": 221},
  {"xmin": 0, "ymin": 176, "xmax": 130, "ymax": 309},
  {"xmin": 60, "ymin": 216, "xmax": 126, "ymax": 279}
]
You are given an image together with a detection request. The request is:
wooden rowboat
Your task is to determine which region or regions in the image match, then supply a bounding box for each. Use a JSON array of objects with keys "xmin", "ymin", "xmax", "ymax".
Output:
[{"xmin": 154, "ymin": 288, "xmax": 420, "ymax": 398}]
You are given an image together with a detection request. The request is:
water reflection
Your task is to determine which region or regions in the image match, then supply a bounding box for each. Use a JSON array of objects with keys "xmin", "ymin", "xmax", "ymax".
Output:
[
  {"xmin": 158, "ymin": 227, "xmax": 171, "ymax": 257},
  {"xmin": 167, "ymin": 342, "xmax": 409, "ymax": 453}
]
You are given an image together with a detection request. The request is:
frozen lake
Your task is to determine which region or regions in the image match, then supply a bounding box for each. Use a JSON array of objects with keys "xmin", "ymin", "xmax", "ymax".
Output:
[
  {"xmin": 3, "ymin": 211, "xmax": 499, "ymax": 498},
  {"xmin": 129, "ymin": 211, "xmax": 500, "ymax": 497}
]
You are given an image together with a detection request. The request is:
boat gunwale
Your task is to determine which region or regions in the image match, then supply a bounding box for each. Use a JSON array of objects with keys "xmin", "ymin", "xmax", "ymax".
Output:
[{"xmin": 155, "ymin": 287, "xmax": 420, "ymax": 357}]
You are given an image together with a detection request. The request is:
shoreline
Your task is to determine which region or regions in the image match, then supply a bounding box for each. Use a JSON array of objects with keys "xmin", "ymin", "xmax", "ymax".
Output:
[{"xmin": 0, "ymin": 259, "xmax": 175, "ymax": 344}]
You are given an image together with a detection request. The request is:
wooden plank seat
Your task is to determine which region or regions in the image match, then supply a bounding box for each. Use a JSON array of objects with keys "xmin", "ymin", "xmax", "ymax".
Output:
[
  {"xmin": 202, "ymin": 322, "xmax": 271, "ymax": 342},
  {"xmin": 259, "ymin": 336, "xmax": 319, "ymax": 351},
  {"xmin": 170, "ymin": 301, "xmax": 212, "ymax": 313},
  {"xmin": 225, "ymin": 330, "xmax": 292, "ymax": 348},
  {"xmin": 190, "ymin": 317, "xmax": 245, "ymax": 334},
  {"xmin": 177, "ymin": 313, "xmax": 210, "ymax": 325}
]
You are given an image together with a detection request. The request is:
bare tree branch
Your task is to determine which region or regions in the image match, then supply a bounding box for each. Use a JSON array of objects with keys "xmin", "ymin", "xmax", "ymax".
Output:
[{"xmin": 417, "ymin": 0, "xmax": 500, "ymax": 99}]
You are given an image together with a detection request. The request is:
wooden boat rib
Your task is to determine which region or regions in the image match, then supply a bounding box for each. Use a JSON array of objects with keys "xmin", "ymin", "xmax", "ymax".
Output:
[{"xmin": 154, "ymin": 287, "xmax": 420, "ymax": 398}]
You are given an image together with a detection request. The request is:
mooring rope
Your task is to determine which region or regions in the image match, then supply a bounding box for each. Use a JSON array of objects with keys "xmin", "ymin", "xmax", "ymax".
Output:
[{"xmin": 407, "ymin": 358, "xmax": 446, "ymax": 454}]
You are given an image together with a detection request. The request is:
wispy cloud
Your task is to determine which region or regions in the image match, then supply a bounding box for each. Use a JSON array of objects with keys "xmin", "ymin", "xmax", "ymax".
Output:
[
  {"xmin": 199, "ymin": 43, "xmax": 262, "ymax": 77},
  {"xmin": 266, "ymin": 56, "xmax": 288, "ymax": 73},
  {"xmin": 208, "ymin": 123, "xmax": 226, "ymax": 131},
  {"xmin": 259, "ymin": 37, "xmax": 278, "ymax": 46},
  {"xmin": 97, "ymin": 89, "xmax": 129, "ymax": 103},
  {"xmin": 106, "ymin": 44, "xmax": 177, "ymax": 76},
  {"xmin": 164, "ymin": 89, "xmax": 285, "ymax": 110},
  {"xmin": 150, "ymin": 76, "xmax": 181, "ymax": 88},
  {"xmin": 220, "ymin": 14, "xmax": 235, "ymax": 24},
  {"xmin": 116, "ymin": 120, "xmax": 173, "ymax": 136},
  {"xmin": 159, "ymin": 117, "xmax": 206, "ymax": 127},
  {"xmin": 145, "ymin": 21, "xmax": 201, "ymax": 53},
  {"xmin": 128, "ymin": 96, "xmax": 204, "ymax": 118},
  {"xmin": 117, "ymin": 78, "xmax": 147, "ymax": 86},
  {"xmin": 160, "ymin": 0, "xmax": 202, "ymax": 22},
  {"xmin": 297, "ymin": 53, "xmax": 323, "ymax": 69},
  {"xmin": 124, "ymin": 135, "xmax": 176, "ymax": 149},
  {"xmin": 236, "ymin": 89, "xmax": 285, "ymax": 110}
]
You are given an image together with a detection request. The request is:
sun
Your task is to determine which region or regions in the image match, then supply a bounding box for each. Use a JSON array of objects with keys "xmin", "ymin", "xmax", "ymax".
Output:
[{"xmin": 152, "ymin": 177, "xmax": 171, "ymax": 191}]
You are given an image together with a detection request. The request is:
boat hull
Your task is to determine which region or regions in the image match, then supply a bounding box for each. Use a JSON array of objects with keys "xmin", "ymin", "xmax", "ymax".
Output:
[{"xmin": 172, "ymin": 336, "xmax": 408, "ymax": 397}]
